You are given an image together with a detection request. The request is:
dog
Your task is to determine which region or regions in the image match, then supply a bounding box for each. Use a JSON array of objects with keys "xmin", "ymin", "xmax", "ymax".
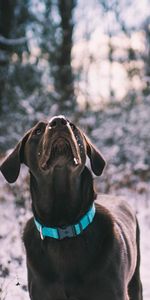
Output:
[{"xmin": 0, "ymin": 115, "xmax": 143, "ymax": 300}]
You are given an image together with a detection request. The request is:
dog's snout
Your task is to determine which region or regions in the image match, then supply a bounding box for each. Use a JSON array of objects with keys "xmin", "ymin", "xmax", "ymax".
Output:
[{"xmin": 49, "ymin": 116, "xmax": 67, "ymax": 128}]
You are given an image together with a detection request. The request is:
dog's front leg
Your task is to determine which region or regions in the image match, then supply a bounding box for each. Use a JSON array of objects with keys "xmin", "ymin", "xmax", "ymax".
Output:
[{"xmin": 27, "ymin": 268, "xmax": 70, "ymax": 300}]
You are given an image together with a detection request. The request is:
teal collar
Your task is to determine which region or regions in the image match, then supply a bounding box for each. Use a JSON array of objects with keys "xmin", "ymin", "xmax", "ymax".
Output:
[{"xmin": 34, "ymin": 204, "xmax": 96, "ymax": 240}]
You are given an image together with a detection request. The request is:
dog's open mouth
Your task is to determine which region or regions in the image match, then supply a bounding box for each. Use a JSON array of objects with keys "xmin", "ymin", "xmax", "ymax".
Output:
[
  {"xmin": 49, "ymin": 138, "xmax": 73, "ymax": 162},
  {"xmin": 40, "ymin": 136, "xmax": 81, "ymax": 170}
]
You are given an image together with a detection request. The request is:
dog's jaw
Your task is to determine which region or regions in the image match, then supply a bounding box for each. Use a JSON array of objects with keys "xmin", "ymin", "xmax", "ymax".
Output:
[{"xmin": 39, "ymin": 121, "xmax": 85, "ymax": 173}]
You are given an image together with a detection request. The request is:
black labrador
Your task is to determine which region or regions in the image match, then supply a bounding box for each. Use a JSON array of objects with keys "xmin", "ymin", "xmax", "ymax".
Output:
[{"xmin": 0, "ymin": 115, "xmax": 143, "ymax": 300}]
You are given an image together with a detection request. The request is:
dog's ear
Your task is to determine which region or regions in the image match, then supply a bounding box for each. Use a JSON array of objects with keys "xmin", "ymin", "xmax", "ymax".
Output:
[
  {"xmin": 83, "ymin": 133, "xmax": 106, "ymax": 176},
  {"xmin": 0, "ymin": 132, "xmax": 30, "ymax": 183}
]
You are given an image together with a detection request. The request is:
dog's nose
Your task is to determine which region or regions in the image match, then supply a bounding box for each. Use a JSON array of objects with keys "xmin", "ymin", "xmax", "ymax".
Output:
[{"xmin": 49, "ymin": 115, "xmax": 67, "ymax": 128}]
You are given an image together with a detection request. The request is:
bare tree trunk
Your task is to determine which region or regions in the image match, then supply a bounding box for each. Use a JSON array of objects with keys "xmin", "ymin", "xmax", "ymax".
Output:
[
  {"xmin": 56, "ymin": 0, "xmax": 76, "ymax": 112},
  {"xmin": 0, "ymin": 0, "xmax": 14, "ymax": 113}
]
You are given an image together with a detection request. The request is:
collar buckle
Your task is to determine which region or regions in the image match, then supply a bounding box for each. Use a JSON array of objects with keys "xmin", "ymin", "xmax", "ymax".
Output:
[{"xmin": 58, "ymin": 225, "xmax": 75, "ymax": 240}]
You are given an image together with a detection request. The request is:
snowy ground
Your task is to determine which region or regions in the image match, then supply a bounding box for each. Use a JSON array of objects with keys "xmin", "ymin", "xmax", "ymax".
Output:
[
  {"xmin": 0, "ymin": 98, "xmax": 150, "ymax": 299},
  {"xmin": 0, "ymin": 171, "xmax": 31, "ymax": 300}
]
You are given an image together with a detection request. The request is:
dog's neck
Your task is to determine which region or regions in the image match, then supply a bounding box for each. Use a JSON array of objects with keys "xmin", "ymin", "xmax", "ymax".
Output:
[{"xmin": 30, "ymin": 167, "xmax": 96, "ymax": 227}]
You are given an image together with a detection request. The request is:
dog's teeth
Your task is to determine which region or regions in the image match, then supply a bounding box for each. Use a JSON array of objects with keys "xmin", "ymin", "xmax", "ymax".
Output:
[{"xmin": 74, "ymin": 158, "xmax": 78, "ymax": 165}]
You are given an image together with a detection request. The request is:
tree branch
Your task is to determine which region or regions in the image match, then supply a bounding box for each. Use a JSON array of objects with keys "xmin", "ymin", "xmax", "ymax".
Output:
[{"xmin": 0, "ymin": 35, "xmax": 28, "ymax": 46}]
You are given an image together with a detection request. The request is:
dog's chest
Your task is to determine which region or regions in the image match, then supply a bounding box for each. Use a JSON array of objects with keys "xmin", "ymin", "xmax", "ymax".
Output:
[
  {"xmin": 29, "ymin": 241, "xmax": 115, "ymax": 300},
  {"xmin": 28, "ymin": 240, "xmax": 123, "ymax": 300},
  {"xmin": 42, "ymin": 238, "xmax": 99, "ymax": 281}
]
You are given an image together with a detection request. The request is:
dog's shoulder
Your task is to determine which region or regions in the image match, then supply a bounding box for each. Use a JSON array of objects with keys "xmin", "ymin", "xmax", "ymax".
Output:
[
  {"xmin": 95, "ymin": 194, "xmax": 136, "ymax": 223},
  {"xmin": 95, "ymin": 194, "xmax": 138, "ymax": 278},
  {"xmin": 95, "ymin": 194, "xmax": 137, "ymax": 244}
]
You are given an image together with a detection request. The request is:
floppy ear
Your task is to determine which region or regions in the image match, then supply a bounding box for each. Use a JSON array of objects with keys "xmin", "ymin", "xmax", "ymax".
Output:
[
  {"xmin": 0, "ymin": 132, "xmax": 29, "ymax": 183},
  {"xmin": 84, "ymin": 134, "xmax": 106, "ymax": 176}
]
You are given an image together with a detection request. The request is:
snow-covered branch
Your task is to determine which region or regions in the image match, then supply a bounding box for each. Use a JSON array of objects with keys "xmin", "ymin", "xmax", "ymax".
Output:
[{"xmin": 0, "ymin": 35, "xmax": 28, "ymax": 46}]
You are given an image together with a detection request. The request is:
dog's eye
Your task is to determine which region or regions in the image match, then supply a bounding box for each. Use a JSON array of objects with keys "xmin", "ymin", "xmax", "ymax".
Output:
[
  {"xmin": 33, "ymin": 122, "xmax": 47, "ymax": 137},
  {"xmin": 35, "ymin": 128, "xmax": 42, "ymax": 135}
]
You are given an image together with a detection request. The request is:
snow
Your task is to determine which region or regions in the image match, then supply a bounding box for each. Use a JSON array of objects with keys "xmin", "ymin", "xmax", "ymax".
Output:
[
  {"xmin": 0, "ymin": 181, "xmax": 29, "ymax": 299},
  {"xmin": 0, "ymin": 98, "xmax": 150, "ymax": 299}
]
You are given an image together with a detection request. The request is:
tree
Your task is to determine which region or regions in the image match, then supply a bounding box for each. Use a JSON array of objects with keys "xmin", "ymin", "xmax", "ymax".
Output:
[
  {"xmin": 0, "ymin": 0, "xmax": 41, "ymax": 114},
  {"xmin": 142, "ymin": 17, "xmax": 150, "ymax": 96},
  {"xmin": 40, "ymin": 0, "xmax": 77, "ymax": 114},
  {"xmin": 0, "ymin": 0, "xmax": 14, "ymax": 113}
]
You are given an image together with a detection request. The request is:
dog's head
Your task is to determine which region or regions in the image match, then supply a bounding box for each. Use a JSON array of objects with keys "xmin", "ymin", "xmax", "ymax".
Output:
[{"xmin": 0, "ymin": 115, "xmax": 106, "ymax": 183}]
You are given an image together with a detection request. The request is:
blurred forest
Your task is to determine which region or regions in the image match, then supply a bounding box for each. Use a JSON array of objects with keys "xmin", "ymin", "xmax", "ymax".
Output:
[
  {"xmin": 0, "ymin": 1, "xmax": 150, "ymax": 299},
  {"xmin": 0, "ymin": 0, "xmax": 149, "ymax": 148}
]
